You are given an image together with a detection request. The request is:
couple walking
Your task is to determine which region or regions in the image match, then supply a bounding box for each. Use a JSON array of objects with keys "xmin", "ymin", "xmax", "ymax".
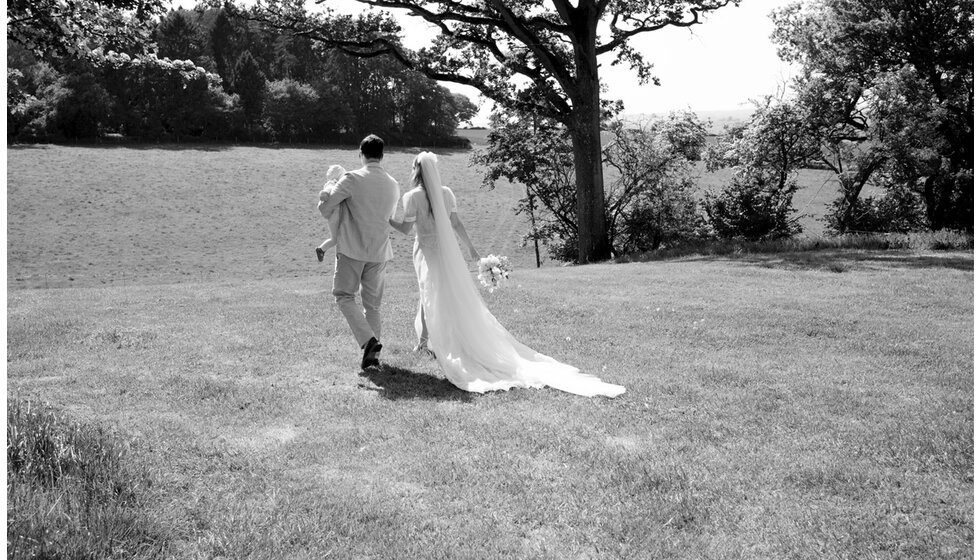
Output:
[{"xmin": 318, "ymin": 134, "xmax": 624, "ymax": 398}]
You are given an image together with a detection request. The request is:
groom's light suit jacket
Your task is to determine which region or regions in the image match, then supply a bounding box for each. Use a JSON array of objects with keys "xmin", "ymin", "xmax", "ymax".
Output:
[{"xmin": 319, "ymin": 162, "xmax": 400, "ymax": 263}]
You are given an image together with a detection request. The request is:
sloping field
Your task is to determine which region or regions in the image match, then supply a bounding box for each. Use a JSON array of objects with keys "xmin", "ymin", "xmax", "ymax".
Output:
[{"xmin": 7, "ymin": 144, "xmax": 532, "ymax": 290}]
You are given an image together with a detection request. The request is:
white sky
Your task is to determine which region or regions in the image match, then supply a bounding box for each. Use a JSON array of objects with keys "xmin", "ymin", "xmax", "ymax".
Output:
[
  {"xmin": 320, "ymin": 0, "xmax": 798, "ymax": 122},
  {"xmin": 599, "ymin": 0, "xmax": 798, "ymax": 114}
]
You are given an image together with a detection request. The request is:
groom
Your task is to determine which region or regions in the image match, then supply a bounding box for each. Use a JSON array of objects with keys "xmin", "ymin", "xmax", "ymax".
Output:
[{"xmin": 318, "ymin": 134, "xmax": 400, "ymax": 369}]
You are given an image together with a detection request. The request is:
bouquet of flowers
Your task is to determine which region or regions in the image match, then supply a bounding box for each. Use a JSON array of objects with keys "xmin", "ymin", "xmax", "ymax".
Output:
[{"xmin": 478, "ymin": 254, "xmax": 512, "ymax": 292}]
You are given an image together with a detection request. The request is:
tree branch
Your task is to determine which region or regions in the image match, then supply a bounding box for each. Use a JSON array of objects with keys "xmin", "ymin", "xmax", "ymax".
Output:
[
  {"xmin": 598, "ymin": 1, "xmax": 735, "ymax": 55},
  {"xmin": 483, "ymin": 0, "xmax": 576, "ymax": 92}
]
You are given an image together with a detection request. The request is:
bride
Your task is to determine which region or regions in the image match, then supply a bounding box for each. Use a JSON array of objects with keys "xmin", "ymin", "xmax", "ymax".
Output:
[{"xmin": 389, "ymin": 152, "xmax": 625, "ymax": 398}]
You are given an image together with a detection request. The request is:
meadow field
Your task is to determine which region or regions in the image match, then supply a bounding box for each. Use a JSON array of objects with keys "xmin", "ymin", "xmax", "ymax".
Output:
[{"xmin": 6, "ymin": 140, "xmax": 974, "ymax": 559}]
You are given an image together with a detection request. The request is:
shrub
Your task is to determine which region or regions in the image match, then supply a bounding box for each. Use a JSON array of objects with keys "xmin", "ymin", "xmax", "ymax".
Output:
[
  {"xmin": 825, "ymin": 188, "xmax": 926, "ymax": 234},
  {"xmin": 618, "ymin": 181, "xmax": 709, "ymax": 255},
  {"xmin": 703, "ymin": 175, "xmax": 803, "ymax": 241},
  {"xmin": 702, "ymin": 99, "xmax": 812, "ymax": 241}
]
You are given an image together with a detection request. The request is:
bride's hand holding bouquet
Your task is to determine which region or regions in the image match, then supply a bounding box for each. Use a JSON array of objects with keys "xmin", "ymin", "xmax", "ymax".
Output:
[{"xmin": 478, "ymin": 254, "xmax": 512, "ymax": 292}]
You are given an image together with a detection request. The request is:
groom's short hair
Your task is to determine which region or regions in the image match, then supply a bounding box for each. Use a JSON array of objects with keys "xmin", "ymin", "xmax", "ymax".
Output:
[{"xmin": 360, "ymin": 134, "xmax": 385, "ymax": 160}]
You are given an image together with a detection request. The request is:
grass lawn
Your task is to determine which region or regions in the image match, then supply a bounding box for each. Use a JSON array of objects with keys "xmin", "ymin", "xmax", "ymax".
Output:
[{"xmin": 6, "ymin": 144, "xmax": 974, "ymax": 559}]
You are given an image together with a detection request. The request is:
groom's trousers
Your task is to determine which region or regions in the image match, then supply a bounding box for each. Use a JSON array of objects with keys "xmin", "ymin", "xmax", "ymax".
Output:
[{"xmin": 333, "ymin": 253, "xmax": 386, "ymax": 347}]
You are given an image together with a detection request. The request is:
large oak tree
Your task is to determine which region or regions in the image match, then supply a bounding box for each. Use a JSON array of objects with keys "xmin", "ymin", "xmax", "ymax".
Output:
[{"xmin": 256, "ymin": 0, "xmax": 738, "ymax": 263}]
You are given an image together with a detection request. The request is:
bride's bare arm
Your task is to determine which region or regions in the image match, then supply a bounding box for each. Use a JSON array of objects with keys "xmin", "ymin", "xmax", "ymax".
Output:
[
  {"xmin": 389, "ymin": 194, "xmax": 415, "ymax": 235},
  {"xmin": 450, "ymin": 212, "xmax": 481, "ymax": 260}
]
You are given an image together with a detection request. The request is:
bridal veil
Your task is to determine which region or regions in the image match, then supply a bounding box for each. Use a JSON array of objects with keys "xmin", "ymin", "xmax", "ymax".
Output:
[{"xmin": 414, "ymin": 152, "xmax": 625, "ymax": 398}]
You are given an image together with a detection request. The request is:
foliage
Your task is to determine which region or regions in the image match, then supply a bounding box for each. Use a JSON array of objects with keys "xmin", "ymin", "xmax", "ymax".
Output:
[
  {"xmin": 7, "ymin": 0, "xmax": 165, "ymax": 60},
  {"xmin": 263, "ymin": 78, "xmax": 318, "ymax": 141},
  {"xmin": 474, "ymin": 109, "xmax": 709, "ymax": 262},
  {"xmin": 154, "ymin": 9, "xmax": 206, "ymax": 62},
  {"xmin": 702, "ymin": 99, "xmax": 808, "ymax": 240},
  {"xmin": 231, "ymin": 50, "xmax": 267, "ymax": 133},
  {"xmin": 617, "ymin": 229, "xmax": 974, "ymax": 263},
  {"xmin": 604, "ymin": 114, "xmax": 710, "ymax": 255},
  {"xmin": 210, "ymin": 6, "xmax": 251, "ymax": 90},
  {"xmin": 772, "ymin": 0, "xmax": 974, "ymax": 232},
  {"xmin": 7, "ymin": 399, "xmax": 169, "ymax": 559},
  {"xmin": 7, "ymin": 60, "xmax": 64, "ymax": 141},
  {"xmin": 95, "ymin": 50, "xmax": 231, "ymax": 140},
  {"xmin": 473, "ymin": 109, "xmax": 578, "ymax": 262},
  {"xmin": 702, "ymin": 176, "xmax": 802, "ymax": 241},
  {"xmin": 824, "ymin": 187, "xmax": 925, "ymax": 234},
  {"xmin": 52, "ymin": 68, "xmax": 115, "ymax": 139}
]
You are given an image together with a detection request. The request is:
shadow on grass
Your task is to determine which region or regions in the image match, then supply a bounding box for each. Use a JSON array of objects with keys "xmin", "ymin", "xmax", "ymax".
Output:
[
  {"xmin": 359, "ymin": 364, "xmax": 473, "ymax": 402},
  {"xmin": 731, "ymin": 250, "xmax": 974, "ymax": 273}
]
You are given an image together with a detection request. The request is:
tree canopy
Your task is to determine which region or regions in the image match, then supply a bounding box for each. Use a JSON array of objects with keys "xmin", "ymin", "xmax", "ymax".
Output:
[
  {"xmin": 8, "ymin": 0, "xmax": 165, "ymax": 58},
  {"xmin": 772, "ymin": 0, "xmax": 973, "ymax": 231}
]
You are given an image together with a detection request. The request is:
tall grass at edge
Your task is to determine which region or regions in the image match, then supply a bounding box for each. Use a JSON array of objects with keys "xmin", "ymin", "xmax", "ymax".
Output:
[
  {"xmin": 618, "ymin": 230, "xmax": 974, "ymax": 263},
  {"xmin": 6, "ymin": 399, "xmax": 170, "ymax": 559}
]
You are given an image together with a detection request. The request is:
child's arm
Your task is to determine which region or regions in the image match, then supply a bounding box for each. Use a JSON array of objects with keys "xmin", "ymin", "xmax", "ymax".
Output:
[{"xmin": 318, "ymin": 178, "xmax": 348, "ymax": 220}]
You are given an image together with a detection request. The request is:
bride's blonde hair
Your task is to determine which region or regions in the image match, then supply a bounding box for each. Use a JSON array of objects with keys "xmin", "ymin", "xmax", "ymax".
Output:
[{"xmin": 410, "ymin": 154, "xmax": 434, "ymax": 215}]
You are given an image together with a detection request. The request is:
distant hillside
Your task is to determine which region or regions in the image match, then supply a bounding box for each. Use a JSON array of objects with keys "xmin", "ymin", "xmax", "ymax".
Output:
[
  {"xmin": 460, "ymin": 108, "xmax": 754, "ymax": 141},
  {"xmin": 623, "ymin": 109, "xmax": 754, "ymax": 134}
]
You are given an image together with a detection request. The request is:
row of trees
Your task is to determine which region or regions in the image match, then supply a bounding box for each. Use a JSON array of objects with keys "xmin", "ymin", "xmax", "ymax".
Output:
[{"xmin": 8, "ymin": 4, "xmax": 477, "ymax": 144}]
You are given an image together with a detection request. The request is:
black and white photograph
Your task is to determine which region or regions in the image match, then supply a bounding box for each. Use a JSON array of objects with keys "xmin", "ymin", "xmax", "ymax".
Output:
[{"xmin": 7, "ymin": 0, "xmax": 973, "ymax": 557}]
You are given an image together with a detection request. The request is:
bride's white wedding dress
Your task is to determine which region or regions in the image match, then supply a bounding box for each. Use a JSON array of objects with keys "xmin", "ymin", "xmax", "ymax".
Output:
[{"xmin": 407, "ymin": 153, "xmax": 625, "ymax": 398}]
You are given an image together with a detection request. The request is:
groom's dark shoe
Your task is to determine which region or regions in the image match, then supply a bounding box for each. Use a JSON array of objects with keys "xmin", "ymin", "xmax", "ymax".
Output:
[
  {"xmin": 361, "ymin": 337, "xmax": 382, "ymax": 369},
  {"xmin": 315, "ymin": 248, "xmax": 325, "ymax": 262}
]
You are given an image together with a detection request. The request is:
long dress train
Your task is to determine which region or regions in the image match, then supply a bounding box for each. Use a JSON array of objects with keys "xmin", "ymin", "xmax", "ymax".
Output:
[{"xmin": 410, "ymin": 153, "xmax": 625, "ymax": 398}]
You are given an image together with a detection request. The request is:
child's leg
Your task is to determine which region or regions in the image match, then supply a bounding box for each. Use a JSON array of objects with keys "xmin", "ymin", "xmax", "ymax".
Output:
[{"xmin": 315, "ymin": 238, "xmax": 335, "ymax": 262}]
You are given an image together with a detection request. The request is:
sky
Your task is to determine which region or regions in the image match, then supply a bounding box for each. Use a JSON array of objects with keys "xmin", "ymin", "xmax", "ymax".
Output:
[{"xmin": 319, "ymin": 0, "xmax": 800, "ymax": 122}]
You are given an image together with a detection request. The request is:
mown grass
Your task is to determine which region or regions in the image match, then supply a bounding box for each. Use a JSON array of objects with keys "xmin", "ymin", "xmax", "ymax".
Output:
[
  {"xmin": 6, "ymin": 143, "xmax": 974, "ymax": 558},
  {"xmin": 7, "ymin": 256, "xmax": 973, "ymax": 558}
]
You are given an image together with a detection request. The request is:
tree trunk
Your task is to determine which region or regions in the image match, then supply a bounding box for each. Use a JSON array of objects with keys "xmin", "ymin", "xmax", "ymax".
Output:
[
  {"xmin": 568, "ymin": 113, "xmax": 609, "ymax": 262},
  {"xmin": 566, "ymin": 6, "xmax": 610, "ymax": 264}
]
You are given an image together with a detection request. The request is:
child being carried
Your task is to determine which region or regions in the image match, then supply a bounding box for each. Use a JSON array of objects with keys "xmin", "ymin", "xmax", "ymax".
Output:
[{"xmin": 315, "ymin": 164, "xmax": 346, "ymax": 262}]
